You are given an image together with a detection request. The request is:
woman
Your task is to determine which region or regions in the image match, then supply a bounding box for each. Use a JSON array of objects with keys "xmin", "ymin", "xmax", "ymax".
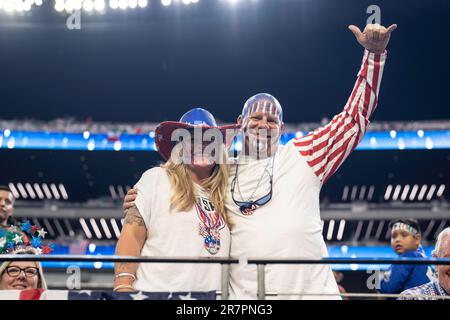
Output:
[
  {"xmin": 0, "ymin": 249, "xmax": 47, "ymax": 290},
  {"xmin": 114, "ymin": 108, "xmax": 237, "ymax": 293}
]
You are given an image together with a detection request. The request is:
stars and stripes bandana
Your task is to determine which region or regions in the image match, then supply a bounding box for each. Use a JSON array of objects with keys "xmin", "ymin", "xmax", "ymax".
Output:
[
  {"xmin": 241, "ymin": 93, "xmax": 283, "ymax": 126},
  {"xmin": 392, "ymin": 222, "xmax": 419, "ymax": 236}
]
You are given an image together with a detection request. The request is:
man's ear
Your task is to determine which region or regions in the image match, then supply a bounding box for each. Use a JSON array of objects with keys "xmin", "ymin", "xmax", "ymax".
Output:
[{"xmin": 237, "ymin": 115, "xmax": 243, "ymax": 126}]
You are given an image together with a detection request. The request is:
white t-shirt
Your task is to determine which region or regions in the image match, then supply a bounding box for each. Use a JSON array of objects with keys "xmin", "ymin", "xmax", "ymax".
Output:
[
  {"xmin": 226, "ymin": 144, "xmax": 340, "ymax": 300},
  {"xmin": 133, "ymin": 167, "xmax": 231, "ymax": 292}
]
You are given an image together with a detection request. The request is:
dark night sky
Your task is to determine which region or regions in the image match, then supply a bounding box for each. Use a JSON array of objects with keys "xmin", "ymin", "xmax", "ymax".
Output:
[{"xmin": 0, "ymin": 0, "xmax": 449, "ymax": 123}]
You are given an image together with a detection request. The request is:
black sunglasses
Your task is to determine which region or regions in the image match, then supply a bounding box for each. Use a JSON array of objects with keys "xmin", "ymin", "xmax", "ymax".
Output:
[{"xmin": 230, "ymin": 172, "xmax": 273, "ymax": 215}]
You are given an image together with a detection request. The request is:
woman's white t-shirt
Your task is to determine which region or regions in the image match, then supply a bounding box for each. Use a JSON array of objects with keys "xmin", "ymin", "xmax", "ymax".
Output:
[{"xmin": 133, "ymin": 167, "xmax": 231, "ymax": 292}]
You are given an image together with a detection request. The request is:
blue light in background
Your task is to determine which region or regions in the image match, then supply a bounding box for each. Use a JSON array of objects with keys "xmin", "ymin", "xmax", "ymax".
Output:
[
  {"xmin": 41, "ymin": 245, "xmax": 434, "ymax": 271},
  {"xmin": 2, "ymin": 130, "xmax": 450, "ymax": 151}
]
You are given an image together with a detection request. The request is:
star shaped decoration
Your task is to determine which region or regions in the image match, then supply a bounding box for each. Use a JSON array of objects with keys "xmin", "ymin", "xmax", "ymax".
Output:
[
  {"xmin": 12, "ymin": 234, "xmax": 23, "ymax": 245},
  {"xmin": 30, "ymin": 226, "xmax": 39, "ymax": 234},
  {"xmin": 31, "ymin": 236, "xmax": 42, "ymax": 248},
  {"xmin": 41, "ymin": 245, "xmax": 52, "ymax": 254},
  {"xmin": 37, "ymin": 228, "xmax": 47, "ymax": 239},
  {"xmin": 0, "ymin": 237, "xmax": 6, "ymax": 248},
  {"xmin": 130, "ymin": 291, "xmax": 148, "ymax": 300},
  {"xmin": 178, "ymin": 293, "xmax": 196, "ymax": 300},
  {"xmin": 21, "ymin": 221, "xmax": 32, "ymax": 233}
]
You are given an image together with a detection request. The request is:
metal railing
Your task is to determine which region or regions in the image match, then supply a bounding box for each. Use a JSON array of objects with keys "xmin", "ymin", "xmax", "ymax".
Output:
[{"xmin": 1, "ymin": 255, "xmax": 449, "ymax": 300}]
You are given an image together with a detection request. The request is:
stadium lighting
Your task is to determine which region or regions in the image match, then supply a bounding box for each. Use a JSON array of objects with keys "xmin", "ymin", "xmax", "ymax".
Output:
[
  {"xmin": 417, "ymin": 129, "xmax": 424, "ymax": 138},
  {"xmin": 55, "ymin": 0, "xmax": 64, "ymax": 11},
  {"xmin": 397, "ymin": 138, "xmax": 405, "ymax": 150},
  {"xmin": 64, "ymin": 0, "xmax": 75, "ymax": 12},
  {"xmin": 389, "ymin": 130, "xmax": 396, "ymax": 139},
  {"xmin": 109, "ymin": 0, "xmax": 118, "ymax": 9},
  {"xmin": 83, "ymin": 0, "xmax": 94, "ymax": 11},
  {"xmin": 182, "ymin": 0, "xmax": 191, "ymax": 5},
  {"xmin": 6, "ymin": 137, "xmax": 15, "ymax": 149},
  {"xmin": 425, "ymin": 137, "xmax": 433, "ymax": 149},
  {"xmin": 87, "ymin": 139, "xmax": 96, "ymax": 151},
  {"xmin": 73, "ymin": 0, "xmax": 82, "ymax": 10},
  {"xmin": 118, "ymin": 0, "xmax": 127, "ymax": 9},
  {"xmin": 23, "ymin": 0, "xmax": 33, "ymax": 11},
  {"xmin": 3, "ymin": 0, "xmax": 14, "ymax": 13},
  {"xmin": 55, "ymin": 3, "xmax": 64, "ymax": 11},
  {"xmin": 128, "ymin": 0, "xmax": 137, "ymax": 8},
  {"xmin": 34, "ymin": 0, "xmax": 42, "ymax": 5},
  {"xmin": 88, "ymin": 243, "xmax": 96, "ymax": 253},
  {"xmin": 161, "ymin": 0, "xmax": 171, "ymax": 6},
  {"xmin": 94, "ymin": 0, "xmax": 105, "ymax": 11},
  {"xmin": 137, "ymin": 0, "xmax": 146, "ymax": 8},
  {"xmin": 113, "ymin": 140, "xmax": 122, "ymax": 151},
  {"xmin": 14, "ymin": 0, "xmax": 24, "ymax": 11}
]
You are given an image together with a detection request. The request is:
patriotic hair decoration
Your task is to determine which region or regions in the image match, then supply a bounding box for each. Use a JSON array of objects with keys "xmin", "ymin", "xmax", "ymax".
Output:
[
  {"xmin": 391, "ymin": 222, "xmax": 419, "ymax": 236},
  {"xmin": 0, "ymin": 221, "xmax": 54, "ymax": 255},
  {"xmin": 241, "ymin": 93, "xmax": 283, "ymax": 124}
]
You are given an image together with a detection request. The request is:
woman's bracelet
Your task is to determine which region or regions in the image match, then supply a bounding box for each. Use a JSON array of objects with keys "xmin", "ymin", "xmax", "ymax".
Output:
[
  {"xmin": 114, "ymin": 273, "xmax": 137, "ymax": 282},
  {"xmin": 113, "ymin": 284, "xmax": 135, "ymax": 292}
]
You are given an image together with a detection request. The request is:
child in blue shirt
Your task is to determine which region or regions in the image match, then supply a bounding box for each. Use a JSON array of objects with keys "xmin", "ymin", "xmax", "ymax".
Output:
[{"xmin": 380, "ymin": 219, "xmax": 433, "ymax": 294}]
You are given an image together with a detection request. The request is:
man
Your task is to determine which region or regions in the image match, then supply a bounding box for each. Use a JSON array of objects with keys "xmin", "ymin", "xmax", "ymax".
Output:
[
  {"xmin": 226, "ymin": 22, "xmax": 396, "ymax": 299},
  {"xmin": 380, "ymin": 219, "xmax": 433, "ymax": 294},
  {"xmin": 0, "ymin": 185, "xmax": 14, "ymax": 227},
  {"xmin": 124, "ymin": 22, "xmax": 397, "ymax": 299},
  {"xmin": 398, "ymin": 228, "xmax": 450, "ymax": 300}
]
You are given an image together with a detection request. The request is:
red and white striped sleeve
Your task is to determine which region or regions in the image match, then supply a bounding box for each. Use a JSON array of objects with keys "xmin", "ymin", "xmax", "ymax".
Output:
[{"xmin": 291, "ymin": 49, "xmax": 387, "ymax": 184}]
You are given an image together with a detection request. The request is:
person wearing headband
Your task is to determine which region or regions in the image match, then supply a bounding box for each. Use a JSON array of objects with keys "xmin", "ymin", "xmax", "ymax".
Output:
[{"xmin": 379, "ymin": 219, "xmax": 433, "ymax": 294}]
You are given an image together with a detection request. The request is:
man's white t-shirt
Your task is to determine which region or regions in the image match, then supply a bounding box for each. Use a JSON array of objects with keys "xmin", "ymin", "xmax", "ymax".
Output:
[
  {"xmin": 226, "ymin": 50, "xmax": 385, "ymax": 299},
  {"xmin": 133, "ymin": 167, "xmax": 231, "ymax": 292}
]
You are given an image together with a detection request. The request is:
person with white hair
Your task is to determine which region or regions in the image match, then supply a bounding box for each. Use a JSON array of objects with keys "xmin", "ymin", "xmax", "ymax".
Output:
[{"xmin": 398, "ymin": 227, "xmax": 450, "ymax": 299}]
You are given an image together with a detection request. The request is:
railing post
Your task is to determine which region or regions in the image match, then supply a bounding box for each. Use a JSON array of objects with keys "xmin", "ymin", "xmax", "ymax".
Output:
[
  {"xmin": 256, "ymin": 264, "xmax": 266, "ymax": 300},
  {"xmin": 220, "ymin": 263, "xmax": 230, "ymax": 300}
]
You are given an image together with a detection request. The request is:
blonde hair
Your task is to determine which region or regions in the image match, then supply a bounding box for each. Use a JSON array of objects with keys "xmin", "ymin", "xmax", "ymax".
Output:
[
  {"xmin": 161, "ymin": 147, "xmax": 231, "ymax": 227},
  {"xmin": 0, "ymin": 249, "xmax": 47, "ymax": 290}
]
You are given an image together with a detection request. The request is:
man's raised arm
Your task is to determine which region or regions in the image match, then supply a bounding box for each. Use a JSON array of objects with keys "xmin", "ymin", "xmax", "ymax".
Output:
[{"xmin": 292, "ymin": 23, "xmax": 397, "ymax": 184}]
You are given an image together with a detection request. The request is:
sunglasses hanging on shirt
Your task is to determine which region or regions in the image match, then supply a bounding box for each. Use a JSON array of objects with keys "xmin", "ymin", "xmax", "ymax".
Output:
[{"xmin": 230, "ymin": 155, "xmax": 275, "ymax": 216}]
